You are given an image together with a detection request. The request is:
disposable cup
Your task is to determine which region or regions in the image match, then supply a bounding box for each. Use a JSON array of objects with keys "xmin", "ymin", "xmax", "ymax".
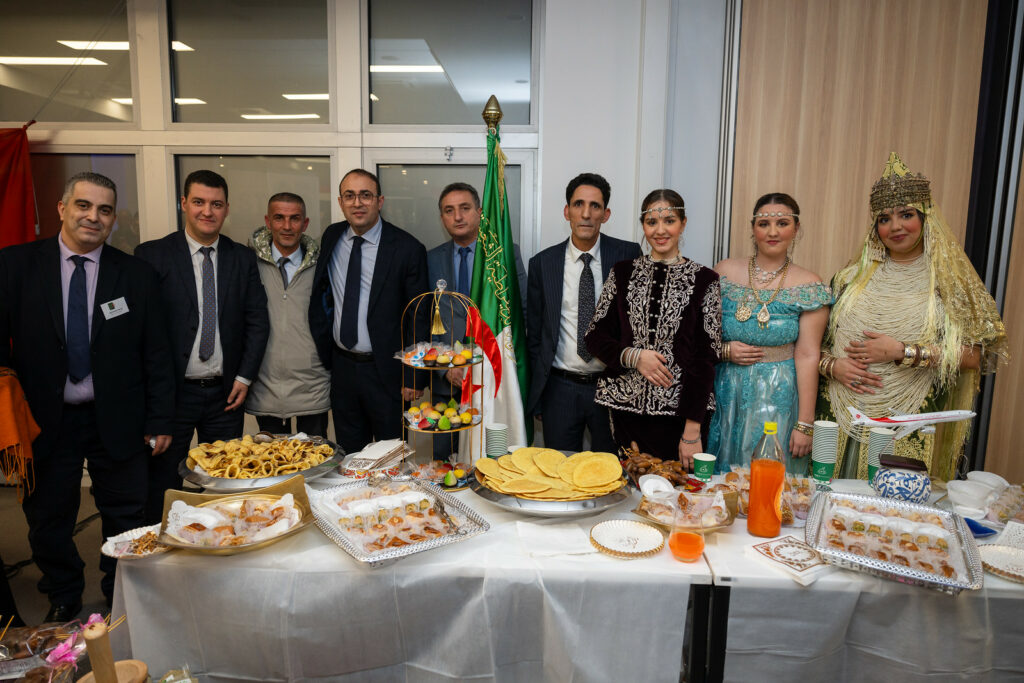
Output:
[
  {"xmin": 811, "ymin": 460, "xmax": 835, "ymax": 483},
  {"xmin": 693, "ymin": 453, "xmax": 716, "ymax": 482}
]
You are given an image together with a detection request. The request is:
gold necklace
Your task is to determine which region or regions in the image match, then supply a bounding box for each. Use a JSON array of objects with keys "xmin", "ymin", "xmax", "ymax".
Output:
[{"xmin": 736, "ymin": 256, "xmax": 790, "ymax": 328}]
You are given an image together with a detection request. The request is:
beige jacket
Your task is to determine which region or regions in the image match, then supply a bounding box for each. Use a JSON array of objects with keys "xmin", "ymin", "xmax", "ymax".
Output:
[{"xmin": 246, "ymin": 227, "xmax": 330, "ymax": 418}]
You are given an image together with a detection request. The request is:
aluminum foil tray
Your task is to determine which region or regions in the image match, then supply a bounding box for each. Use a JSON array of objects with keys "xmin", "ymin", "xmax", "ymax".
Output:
[
  {"xmin": 805, "ymin": 490, "xmax": 983, "ymax": 595},
  {"xmin": 469, "ymin": 472, "xmax": 629, "ymax": 518},
  {"xmin": 308, "ymin": 478, "xmax": 489, "ymax": 568},
  {"xmin": 179, "ymin": 435, "xmax": 344, "ymax": 492}
]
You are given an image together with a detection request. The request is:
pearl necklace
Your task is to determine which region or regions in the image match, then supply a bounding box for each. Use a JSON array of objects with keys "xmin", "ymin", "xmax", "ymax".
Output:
[{"xmin": 752, "ymin": 256, "xmax": 790, "ymax": 284}]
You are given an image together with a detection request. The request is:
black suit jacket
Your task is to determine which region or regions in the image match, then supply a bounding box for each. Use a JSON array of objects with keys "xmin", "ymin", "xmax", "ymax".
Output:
[
  {"xmin": 134, "ymin": 231, "xmax": 269, "ymax": 395},
  {"xmin": 526, "ymin": 234, "xmax": 641, "ymax": 415},
  {"xmin": 0, "ymin": 237, "xmax": 175, "ymax": 460},
  {"xmin": 309, "ymin": 219, "xmax": 429, "ymax": 390}
]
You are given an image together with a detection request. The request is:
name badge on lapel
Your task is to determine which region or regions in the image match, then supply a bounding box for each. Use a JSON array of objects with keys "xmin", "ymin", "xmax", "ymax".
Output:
[{"xmin": 101, "ymin": 297, "xmax": 129, "ymax": 320}]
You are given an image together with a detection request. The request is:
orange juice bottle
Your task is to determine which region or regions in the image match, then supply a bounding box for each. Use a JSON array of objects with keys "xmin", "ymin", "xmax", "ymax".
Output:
[{"xmin": 748, "ymin": 421, "xmax": 786, "ymax": 538}]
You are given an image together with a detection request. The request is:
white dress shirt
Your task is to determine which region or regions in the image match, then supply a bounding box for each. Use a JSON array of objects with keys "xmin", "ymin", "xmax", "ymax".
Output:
[
  {"xmin": 184, "ymin": 232, "xmax": 227, "ymax": 380},
  {"xmin": 58, "ymin": 234, "xmax": 102, "ymax": 403},
  {"xmin": 554, "ymin": 236, "xmax": 606, "ymax": 373},
  {"xmin": 329, "ymin": 217, "xmax": 382, "ymax": 352}
]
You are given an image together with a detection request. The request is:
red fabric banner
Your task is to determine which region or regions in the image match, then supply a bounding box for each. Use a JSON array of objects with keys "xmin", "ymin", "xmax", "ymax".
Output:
[
  {"xmin": 0, "ymin": 127, "xmax": 37, "ymax": 248},
  {"xmin": 461, "ymin": 306, "xmax": 502, "ymax": 404}
]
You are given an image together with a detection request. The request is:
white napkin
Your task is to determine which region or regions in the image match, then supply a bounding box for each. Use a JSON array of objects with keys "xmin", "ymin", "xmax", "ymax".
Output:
[
  {"xmin": 516, "ymin": 521, "xmax": 597, "ymax": 557},
  {"xmin": 744, "ymin": 535, "xmax": 834, "ymax": 586},
  {"xmin": 994, "ymin": 521, "xmax": 1024, "ymax": 549}
]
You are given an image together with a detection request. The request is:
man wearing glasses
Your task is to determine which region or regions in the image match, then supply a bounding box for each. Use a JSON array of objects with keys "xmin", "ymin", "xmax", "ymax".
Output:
[{"xmin": 309, "ymin": 169, "xmax": 428, "ymax": 454}]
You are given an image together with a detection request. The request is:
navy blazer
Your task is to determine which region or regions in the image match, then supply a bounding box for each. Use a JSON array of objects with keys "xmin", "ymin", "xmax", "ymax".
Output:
[
  {"xmin": 0, "ymin": 237, "xmax": 175, "ymax": 460},
  {"xmin": 134, "ymin": 231, "xmax": 269, "ymax": 396},
  {"xmin": 426, "ymin": 239, "xmax": 528, "ymax": 399},
  {"xmin": 309, "ymin": 219, "xmax": 429, "ymax": 390},
  {"xmin": 525, "ymin": 234, "xmax": 641, "ymax": 415}
]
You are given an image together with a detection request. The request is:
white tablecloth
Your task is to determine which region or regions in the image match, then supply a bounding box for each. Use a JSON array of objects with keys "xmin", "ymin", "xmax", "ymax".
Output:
[
  {"xmin": 111, "ymin": 489, "xmax": 710, "ymax": 682},
  {"xmin": 702, "ymin": 480, "xmax": 1024, "ymax": 682}
]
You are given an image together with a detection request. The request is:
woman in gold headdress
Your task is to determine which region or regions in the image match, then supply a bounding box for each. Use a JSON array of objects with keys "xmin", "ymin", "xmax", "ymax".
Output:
[{"xmin": 818, "ymin": 153, "xmax": 1008, "ymax": 480}]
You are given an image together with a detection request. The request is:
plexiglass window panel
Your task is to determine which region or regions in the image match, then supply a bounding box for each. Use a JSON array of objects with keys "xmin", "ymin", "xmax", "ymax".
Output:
[
  {"xmin": 0, "ymin": 1, "xmax": 132, "ymax": 123},
  {"xmin": 369, "ymin": 0, "xmax": 531, "ymax": 125},
  {"xmin": 377, "ymin": 164, "xmax": 521, "ymax": 251},
  {"xmin": 30, "ymin": 153, "xmax": 139, "ymax": 251},
  {"xmin": 174, "ymin": 155, "xmax": 331, "ymax": 245},
  {"xmin": 168, "ymin": 0, "xmax": 329, "ymax": 124}
]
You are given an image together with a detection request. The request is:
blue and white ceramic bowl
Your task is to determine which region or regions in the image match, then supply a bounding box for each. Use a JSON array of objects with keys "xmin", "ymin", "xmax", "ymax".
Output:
[{"xmin": 871, "ymin": 467, "xmax": 932, "ymax": 504}]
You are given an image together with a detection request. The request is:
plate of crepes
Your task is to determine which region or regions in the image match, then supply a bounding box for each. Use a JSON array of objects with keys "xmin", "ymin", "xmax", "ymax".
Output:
[
  {"xmin": 308, "ymin": 479, "xmax": 489, "ymax": 567},
  {"xmin": 101, "ymin": 523, "xmax": 169, "ymax": 559},
  {"xmin": 805, "ymin": 490, "xmax": 983, "ymax": 594},
  {"xmin": 725, "ymin": 465, "xmax": 815, "ymax": 527},
  {"xmin": 157, "ymin": 475, "xmax": 312, "ymax": 554},
  {"xmin": 469, "ymin": 448, "xmax": 629, "ymax": 517},
  {"xmin": 179, "ymin": 432, "xmax": 342, "ymax": 492}
]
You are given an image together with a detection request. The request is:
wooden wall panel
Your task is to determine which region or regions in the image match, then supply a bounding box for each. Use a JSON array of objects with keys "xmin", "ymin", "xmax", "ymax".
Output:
[
  {"xmin": 730, "ymin": 0, "xmax": 987, "ymax": 279},
  {"xmin": 985, "ymin": 164, "xmax": 1024, "ymax": 481}
]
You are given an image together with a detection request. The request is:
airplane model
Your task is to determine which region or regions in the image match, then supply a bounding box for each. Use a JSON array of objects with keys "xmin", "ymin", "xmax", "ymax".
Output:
[{"xmin": 846, "ymin": 407, "xmax": 976, "ymax": 441}]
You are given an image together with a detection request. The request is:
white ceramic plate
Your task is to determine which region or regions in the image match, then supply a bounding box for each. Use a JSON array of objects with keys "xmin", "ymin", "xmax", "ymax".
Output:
[
  {"xmin": 590, "ymin": 520, "xmax": 664, "ymax": 558},
  {"xmin": 979, "ymin": 544, "xmax": 1024, "ymax": 584}
]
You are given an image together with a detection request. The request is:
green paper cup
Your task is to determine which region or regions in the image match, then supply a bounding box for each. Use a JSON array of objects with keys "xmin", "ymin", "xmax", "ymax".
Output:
[
  {"xmin": 868, "ymin": 464, "xmax": 880, "ymax": 483},
  {"xmin": 812, "ymin": 460, "xmax": 835, "ymax": 483},
  {"xmin": 693, "ymin": 453, "xmax": 716, "ymax": 482}
]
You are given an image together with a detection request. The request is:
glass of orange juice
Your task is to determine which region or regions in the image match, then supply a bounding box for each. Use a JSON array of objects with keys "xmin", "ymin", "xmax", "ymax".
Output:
[{"xmin": 668, "ymin": 505, "xmax": 705, "ymax": 562}]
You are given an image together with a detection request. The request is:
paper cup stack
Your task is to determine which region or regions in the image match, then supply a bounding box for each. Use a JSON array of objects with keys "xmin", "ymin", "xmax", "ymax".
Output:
[
  {"xmin": 811, "ymin": 420, "xmax": 839, "ymax": 483},
  {"xmin": 867, "ymin": 427, "xmax": 895, "ymax": 483},
  {"xmin": 485, "ymin": 423, "xmax": 508, "ymax": 457}
]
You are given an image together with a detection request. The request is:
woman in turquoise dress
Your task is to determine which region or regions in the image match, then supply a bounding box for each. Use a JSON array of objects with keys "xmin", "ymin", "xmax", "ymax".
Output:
[{"xmin": 708, "ymin": 193, "xmax": 831, "ymax": 474}]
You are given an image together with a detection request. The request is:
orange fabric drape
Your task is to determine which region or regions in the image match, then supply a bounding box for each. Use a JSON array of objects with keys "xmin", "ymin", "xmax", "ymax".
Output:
[{"xmin": 0, "ymin": 369, "xmax": 41, "ymax": 501}]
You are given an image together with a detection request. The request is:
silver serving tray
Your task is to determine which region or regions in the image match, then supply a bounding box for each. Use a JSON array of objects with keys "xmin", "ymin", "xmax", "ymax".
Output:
[
  {"xmin": 179, "ymin": 436, "xmax": 344, "ymax": 493},
  {"xmin": 309, "ymin": 478, "xmax": 489, "ymax": 568},
  {"xmin": 468, "ymin": 474, "xmax": 629, "ymax": 518},
  {"xmin": 805, "ymin": 490, "xmax": 983, "ymax": 595}
]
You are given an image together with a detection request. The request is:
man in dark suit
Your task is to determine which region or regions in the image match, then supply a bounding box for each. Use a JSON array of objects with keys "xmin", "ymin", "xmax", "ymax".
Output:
[
  {"xmin": 526, "ymin": 172, "xmax": 641, "ymax": 452},
  {"xmin": 0, "ymin": 172, "xmax": 174, "ymax": 621},
  {"xmin": 425, "ymin": 182, "xmax": 527, "ymax": 456},
  {"xmin": 309, "ymin": 168, "xmax": 429, "ymax": 455},
  {"xmin": 135, "ymin": 170, "xmax": 269, "ymax": 523}
]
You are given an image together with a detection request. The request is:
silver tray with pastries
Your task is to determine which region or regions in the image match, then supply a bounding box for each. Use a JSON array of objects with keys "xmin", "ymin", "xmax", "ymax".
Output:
[
  {"xmin": 308, "ymin": 477, "xmax": 489, "ymax": 568},
  {"xmin": 805, "ymin": 490, "xmax": 983, "ymax": 595},
  {"xmin": 179, "ymin": 433, "xmax": 344, "ymax": 493}
]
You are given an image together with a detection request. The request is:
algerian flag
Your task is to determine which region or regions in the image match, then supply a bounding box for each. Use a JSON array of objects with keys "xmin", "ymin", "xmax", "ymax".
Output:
[{"xmin": 461, "ymin": 104, "xmax": 530, "ymax": 457}]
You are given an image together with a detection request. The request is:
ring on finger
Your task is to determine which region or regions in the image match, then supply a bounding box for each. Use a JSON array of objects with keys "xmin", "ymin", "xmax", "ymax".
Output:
[{"xmin": 851, "ymin": 379, "xmax": 861, "ymax": 387}]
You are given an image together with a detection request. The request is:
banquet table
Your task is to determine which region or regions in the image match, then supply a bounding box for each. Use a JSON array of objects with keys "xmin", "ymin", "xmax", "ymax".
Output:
[
  {"xmin": 110, "ymin": 487, "xmax": 711, "ymax": 682},
  {"xmin": 701, "ymin": 479, "xmax": 1024, "ymax": 682}
]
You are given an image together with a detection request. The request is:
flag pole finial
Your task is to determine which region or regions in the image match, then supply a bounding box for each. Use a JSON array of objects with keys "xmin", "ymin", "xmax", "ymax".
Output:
[{"xmin": 482, "ymin": 95, "xmax": 503, "ymax": 131}]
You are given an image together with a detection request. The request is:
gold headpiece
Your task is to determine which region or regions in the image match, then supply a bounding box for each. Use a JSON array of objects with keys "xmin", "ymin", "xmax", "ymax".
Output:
[
  {"xmin": 641, "ymin": 206, "xmax": 685, "ymax": 216},
  {"xmin": 869, "ymin": 152, "xmax": 931, "ymax": 215},
  {"xmin": 752, "ymin": 211, "xmax": 799, "ymax": 220}
]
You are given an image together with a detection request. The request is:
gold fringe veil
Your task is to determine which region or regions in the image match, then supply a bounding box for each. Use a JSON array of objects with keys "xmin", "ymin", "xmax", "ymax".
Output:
[{"xmin": 825, "ymin": 153, "xmax": 1008, "ymax": 479}]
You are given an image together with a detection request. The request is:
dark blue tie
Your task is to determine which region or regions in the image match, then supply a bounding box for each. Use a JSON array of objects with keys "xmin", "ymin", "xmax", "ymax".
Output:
[
  {"xmin": 67, "ymin": 255, "xmax": 91, "ymax": 383},
  {"xmin": 198, "ymin": 246, "xmax": 216, "ymax": 361},
  {"xmin": 578, "ymin": 253, "xmax": 595, "ymax": 362},
  {"xmin": 339, "ymin": 235, "xmax": 364, "ymax": 349},
  {"xmin": 457, "ymin": 246, "xmax": 471, "ymax": 297}
]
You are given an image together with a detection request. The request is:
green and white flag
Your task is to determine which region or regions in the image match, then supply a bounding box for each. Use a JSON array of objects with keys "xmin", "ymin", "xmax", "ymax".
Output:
[{"xmin": 468, "ymin": 118, "xmax": 530, "ymax": 452}]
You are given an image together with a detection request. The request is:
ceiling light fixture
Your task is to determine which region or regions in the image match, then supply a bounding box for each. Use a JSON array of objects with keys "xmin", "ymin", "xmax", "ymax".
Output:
[
  {"xmin": 369, "ymin": 65, "xmax": 443, "ymax": 73},
  {"xmin": 240, "ymin": 113, "xmax": 321, "ymax": 120},
  {"xmin": 0, "ymin": 56, "xmax": 106, "ymax": 65},
  {"xmin": 369, "ymin": 93, "xmax": 380, "ymax": 102},
  {"xmin": 111, "ymin": 97, "xmax": 133, "ymax": 105},
  {"xmin": 174, "ymin": 98, "xmax": 206, "ymax": 105},
  {"xmin": 282, "ymin": 93, "xmax": 328, "ymax": 100},
  {"xmin": 57, "ymin": 40, "xmax": 193, "ymax": 51}
]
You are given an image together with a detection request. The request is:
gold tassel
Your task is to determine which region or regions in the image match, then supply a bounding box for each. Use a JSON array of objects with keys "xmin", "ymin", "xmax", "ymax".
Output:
[{"xmin": 431, "ymin": 291, "xmax": 446, "ymax": 335}]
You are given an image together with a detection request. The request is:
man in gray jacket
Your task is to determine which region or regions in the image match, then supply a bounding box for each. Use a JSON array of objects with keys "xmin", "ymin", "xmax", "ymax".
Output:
[{"xmin": 247, "ymin": 192, "xmax": 330, "ymax": 436}]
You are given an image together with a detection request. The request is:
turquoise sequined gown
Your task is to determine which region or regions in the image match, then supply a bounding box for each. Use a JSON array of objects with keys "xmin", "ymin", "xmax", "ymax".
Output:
[{"xmin": 708, "ymin": 279, "xmax": 832, "ymax": 474}]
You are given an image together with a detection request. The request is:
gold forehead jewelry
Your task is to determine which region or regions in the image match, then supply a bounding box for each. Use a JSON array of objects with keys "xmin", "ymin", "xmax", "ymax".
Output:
[
  {"xmin": 869, "ymin": 152, "xmax": 931, "ymax": 214},
  {"xmin": 641, "ymin": 205, "xmax": 685, "ymax": 216},
  {"xmin": 752, "ymin": 211, "xmax": 799, "ymax": 219}
]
